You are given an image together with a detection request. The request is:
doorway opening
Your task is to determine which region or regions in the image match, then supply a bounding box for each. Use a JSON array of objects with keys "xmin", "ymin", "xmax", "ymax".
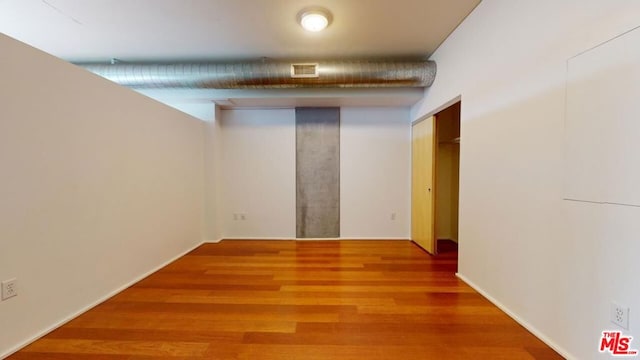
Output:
[
  {"xmin": 411, "ymin": 101, "xmax": 461, "ymax": 256},
  {"xmin": 434, "ymin": 102, "xmax": 460, "ymax": 254}
]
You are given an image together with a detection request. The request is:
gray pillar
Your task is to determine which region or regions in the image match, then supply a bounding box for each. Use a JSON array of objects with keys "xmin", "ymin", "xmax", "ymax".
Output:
[{"xmin": 296, "ymin": 107, "xmax": 340, "ymax": 238}]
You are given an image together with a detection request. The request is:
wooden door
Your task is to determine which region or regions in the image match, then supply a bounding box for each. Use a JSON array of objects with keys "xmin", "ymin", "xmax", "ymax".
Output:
[{"xmin": 411, "ymin": 116, "xmax": 436, "ymax": 254}]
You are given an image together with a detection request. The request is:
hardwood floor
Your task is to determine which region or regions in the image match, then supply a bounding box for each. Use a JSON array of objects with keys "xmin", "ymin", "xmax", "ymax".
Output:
[{"xmin": 9, "ymin": 240, "xmax": 562, "ymax": 359}]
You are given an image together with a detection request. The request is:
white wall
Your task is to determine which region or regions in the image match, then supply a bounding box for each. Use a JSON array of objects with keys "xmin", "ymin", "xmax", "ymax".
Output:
[
  {"xmin": 340, "ymin": 107, "xmax": 411, "ymax": 239},
  {"xmin": 220, "ymin": 107, "xmax": 411, "ymax": 239},
  {"xmin": 220, "ymin": 109, "xmax": 297, "ymax": 238},
  {"xmin": 0, "ymin": 34, "xmax": 204, "ymax": 357},
  {"xmin": 412, "ymin": 2, "xmax": 640, "ymax": 359}
]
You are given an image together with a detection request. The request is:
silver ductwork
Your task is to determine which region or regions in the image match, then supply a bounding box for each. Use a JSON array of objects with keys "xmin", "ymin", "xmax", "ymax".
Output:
[{"xmin": 76, "ymin": 59, "xmax": 436, "ymax": 89}]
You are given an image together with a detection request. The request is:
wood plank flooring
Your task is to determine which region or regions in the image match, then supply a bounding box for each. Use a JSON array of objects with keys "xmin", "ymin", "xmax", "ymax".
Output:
[{"xmin": 9, "ymin": 240, "xmax": 563, "ymax": 359}]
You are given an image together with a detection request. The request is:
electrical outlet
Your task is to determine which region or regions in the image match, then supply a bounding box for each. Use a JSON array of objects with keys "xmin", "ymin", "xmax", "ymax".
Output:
[
  {"xmin": 1, "ymin": 278, "xmax": 17, "ymax": 300},
  {"xmin": 390, "ymin": 213, "xmax": 397, "ymax": 220},
  {"xmin": 240, "ymin": 213, "xmax": 246, "ymax": 220},
  {"xmin": 611, "ymin": 302, "xmax": 630, "ymax": 329}
]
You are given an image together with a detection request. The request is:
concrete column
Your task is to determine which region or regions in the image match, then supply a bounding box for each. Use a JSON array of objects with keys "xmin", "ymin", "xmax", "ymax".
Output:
[{"xmin": 296, "ymin": 107, "xmax": 340, "ymax": 238}]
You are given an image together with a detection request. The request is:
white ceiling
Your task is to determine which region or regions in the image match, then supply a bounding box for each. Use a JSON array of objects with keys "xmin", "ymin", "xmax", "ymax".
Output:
[{"xmin": 0, "ymin": 0, "xmax": 480, "ymax": 118}]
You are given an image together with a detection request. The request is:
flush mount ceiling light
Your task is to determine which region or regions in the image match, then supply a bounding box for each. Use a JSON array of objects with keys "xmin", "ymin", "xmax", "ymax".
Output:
[{"xmin": 297, "ymin": 7, "xmax": 332, "ymax": 32}]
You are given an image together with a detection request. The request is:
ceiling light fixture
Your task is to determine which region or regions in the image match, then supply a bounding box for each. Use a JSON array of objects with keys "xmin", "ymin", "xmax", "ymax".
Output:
[{"xmin": 297, "ymin": 7, "xmax": 332, "ymax": 32}]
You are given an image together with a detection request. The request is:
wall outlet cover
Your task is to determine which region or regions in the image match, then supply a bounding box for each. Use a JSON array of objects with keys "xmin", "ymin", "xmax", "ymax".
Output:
[
  {"xmin": 611, "ymin": 301, "xmax": 630, "ymax": 329},
  {"xmin": 1, "ymin": 278, "xmax": 17, "ymax": 300}
]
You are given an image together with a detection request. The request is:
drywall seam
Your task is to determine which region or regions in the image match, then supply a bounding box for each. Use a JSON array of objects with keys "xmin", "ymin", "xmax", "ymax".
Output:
[
  {"xmin": 456, "ymin": 273, "xmax": 575, "ymax": 360},
  {"xmin": 0, "ymin": 241, "xmax": 204, "ymax": 359}
]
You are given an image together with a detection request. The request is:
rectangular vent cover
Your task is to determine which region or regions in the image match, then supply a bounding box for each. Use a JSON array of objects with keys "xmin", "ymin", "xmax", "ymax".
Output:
[{"xmin": 291, "ymin": 63, "xmax": 319, "ymax": 78}]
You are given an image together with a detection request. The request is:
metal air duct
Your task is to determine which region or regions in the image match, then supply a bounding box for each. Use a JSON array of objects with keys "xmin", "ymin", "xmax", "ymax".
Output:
[{"xmin": 76, "ymin": 59, "xmax": 436, "ymax": 89}]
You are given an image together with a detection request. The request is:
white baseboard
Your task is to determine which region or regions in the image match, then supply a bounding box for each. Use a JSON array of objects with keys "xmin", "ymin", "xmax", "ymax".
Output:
[
  {"xmin": 219, "ymin": 237, "xmax": 297, "ymax": 240},
  {"xmin": 1, "ymin": 241, "xmax": 204, "ymax": 360},
  {"xmin": 219, "ymin": 237, "xmax": 410, "ymax": 241},
  {"xmin": 339, "ymin": 237, "xmax": 410, "ymax": 241},
  {"xmin": 455, "ymin": 273, "xmax": 575, "ymax": 360},
  {"xmin": 203, "ymin": 238, "xmax": 224, "ymax": 243}
]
